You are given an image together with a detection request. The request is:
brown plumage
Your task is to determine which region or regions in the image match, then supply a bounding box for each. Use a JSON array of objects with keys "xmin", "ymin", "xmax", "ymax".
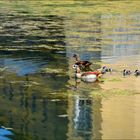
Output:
[{"xmin": 73, "ymin": 54, "xmax": 92, "ymax": 70}]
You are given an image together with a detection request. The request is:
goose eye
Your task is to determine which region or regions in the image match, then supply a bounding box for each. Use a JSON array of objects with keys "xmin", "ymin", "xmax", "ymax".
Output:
[
  {"xmin": 73, "ymin": 64, "xmax": 76, "ymax": 68},
  {"xmin": 73, "ymin": 64, "xmax": 78, "ymax": 69}
]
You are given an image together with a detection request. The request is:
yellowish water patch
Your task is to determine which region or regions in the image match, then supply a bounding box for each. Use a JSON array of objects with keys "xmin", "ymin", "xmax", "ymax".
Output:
[
  {"xmin": 0, "ymin": 0, "xmax": 140, "ymax": 16},
  {"xmin": 101, "ymin": 94, "xmax": 140, "ymax": 139}
]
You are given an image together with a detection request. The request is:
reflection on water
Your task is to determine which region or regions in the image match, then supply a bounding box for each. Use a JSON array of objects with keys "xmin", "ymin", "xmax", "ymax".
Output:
[
  {"xmin": 0, "ymin": 50, "xmax": 52, "ymax": 75},
  {"xmin": 0, "ymin": 1, "xmax": 140, "ymax": 140},
  {"xmin": 0, "ymin": 14, "xmax": 65, "ymax": 50},
  {"xmin": 0, "ymin": 126, "xmax": 13, "ymax": 140},
  {"xmin": 71, "ymin": 95, "xmax": 102, "ymax": 140},
  {"xmin": 101, "ymin": 14, "xmax": 140, "ymax": 63},
  {"xmin": 74, "ymin": 97, "xmax": 92, "ymax": 135},
  {"xmin": 0, "ymin": 50, "xmax": 69, "ymax": 139}
]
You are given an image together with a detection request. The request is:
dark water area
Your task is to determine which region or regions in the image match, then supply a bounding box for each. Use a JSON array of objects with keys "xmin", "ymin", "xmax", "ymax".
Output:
[
  {"xmin": 0, "ymin": 50, "xmax": 69, "ymax": 140},
  {"xmin": 0, "ymin": 1, "xmax": 140, "ymax": 140}
]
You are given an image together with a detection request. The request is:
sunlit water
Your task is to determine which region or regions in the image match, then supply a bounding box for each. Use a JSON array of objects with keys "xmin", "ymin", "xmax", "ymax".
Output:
[{"xmin": 0, "ymin": 1, "xmax": 140, "ymax": 140}]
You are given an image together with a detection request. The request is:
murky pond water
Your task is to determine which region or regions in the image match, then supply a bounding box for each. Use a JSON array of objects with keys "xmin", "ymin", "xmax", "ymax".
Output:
[{"xmin": 0, "ymin": 1, "xmax": 140, "ymax": 140}]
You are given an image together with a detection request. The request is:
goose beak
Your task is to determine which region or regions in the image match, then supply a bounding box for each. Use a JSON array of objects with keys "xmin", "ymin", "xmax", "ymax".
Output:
[{"xmin": 98, "ymin": 73, "xmax": 103, "ymax": 78}]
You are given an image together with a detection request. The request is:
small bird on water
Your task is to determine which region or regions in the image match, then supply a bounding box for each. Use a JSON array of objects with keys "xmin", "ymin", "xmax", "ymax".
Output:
[
  {"xmin": 123, "ymin": 69, "xmax": 131, "ymax": 76},
  {"xmin": 134, "ymin": 70, "xmax": 140, "ymax": 76},
  {"xmin": 101, "ymin": 66, "xmax": 112, "ymax": 74}
]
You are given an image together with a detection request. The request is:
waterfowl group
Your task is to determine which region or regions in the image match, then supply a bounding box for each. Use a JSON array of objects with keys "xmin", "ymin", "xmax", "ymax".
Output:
[
  {"xmin": 72, "ymin": 54, "xmax": 139, "ymax": 83},
  {"xmin": 73, "ymin": 54, "xmax": 101, "ymax": 82},
  {"xmin": 123, "ymin": 69, "xmax": 140, "ymax": 77}
]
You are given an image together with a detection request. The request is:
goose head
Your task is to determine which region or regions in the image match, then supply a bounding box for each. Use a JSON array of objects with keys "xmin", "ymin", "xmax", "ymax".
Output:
[
  {"xmin": 73, "ymin": 54, "xmax": 79, "ymax": 61},
  {"xmin": 73, "ymin": 64, "xmax": 82, "ymax": 78},
  {"xmin": 134, "ymin": 70, "xmax": 140, "ymax": 76}
]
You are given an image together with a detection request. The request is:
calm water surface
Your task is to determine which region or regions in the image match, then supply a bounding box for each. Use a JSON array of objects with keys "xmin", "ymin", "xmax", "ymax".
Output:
[{"xmin": 0, "ymin": 1, "xmax": 140, "ymax": 140}]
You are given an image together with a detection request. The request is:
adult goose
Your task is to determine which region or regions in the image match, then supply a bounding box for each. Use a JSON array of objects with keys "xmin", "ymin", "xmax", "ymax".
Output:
[
  {"xmin": 73, "ymin": 54, "xmax": 92, "ymax": 70},
  {"xmin": 73, "ymin": 64, "xmax": 102, "ymax": 82}
]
